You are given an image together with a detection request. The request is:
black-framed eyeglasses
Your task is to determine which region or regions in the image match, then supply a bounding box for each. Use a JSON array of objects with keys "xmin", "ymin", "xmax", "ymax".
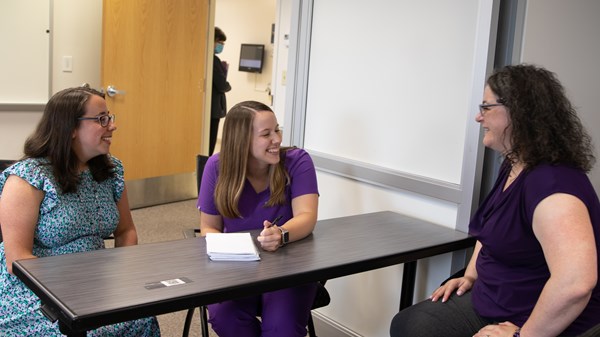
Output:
[
  {"xmin": 478, "ymin": 103, "xmax": 504, "ymax": 116},
  {"xmin": 78, "ymin": 114, "xmax": 116, "ymax": 127}
]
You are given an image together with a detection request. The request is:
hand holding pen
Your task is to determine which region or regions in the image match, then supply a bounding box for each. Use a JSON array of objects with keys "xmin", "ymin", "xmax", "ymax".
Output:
[{"xmin": 257, "ymin": 215, "xmax": 283, "ymax": 251}]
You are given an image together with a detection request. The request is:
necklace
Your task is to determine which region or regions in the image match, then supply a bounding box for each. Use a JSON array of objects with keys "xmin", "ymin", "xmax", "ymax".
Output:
[{"xmin": 504, "ymin": 163, "xmax": 524, "ymax": 190}]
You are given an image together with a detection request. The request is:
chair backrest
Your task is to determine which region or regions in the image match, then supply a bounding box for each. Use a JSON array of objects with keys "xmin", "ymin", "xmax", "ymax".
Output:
[
  {"xmin": 0, "ymin": 160, "xmax": 14, "ymax": 172},
  {"xmin": 196, "ymin": 155, "xmax": 209, "ymax": 193},
  {"xmin": 313, "ymin": 280, "xmax": 331, "ymax": 308}
]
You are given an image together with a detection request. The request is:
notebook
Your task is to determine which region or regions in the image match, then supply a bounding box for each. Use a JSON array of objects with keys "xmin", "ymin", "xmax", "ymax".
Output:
[{"xmin": 205, "ymin": 232, "xmax": 260, "ymax": 261}]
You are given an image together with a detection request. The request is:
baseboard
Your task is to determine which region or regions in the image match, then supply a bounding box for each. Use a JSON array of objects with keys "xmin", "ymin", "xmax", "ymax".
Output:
[
  {"xmin": 126, "ymin": 172, "xmax": 197, "ymax": 209},
  {"xmin": 312, "ymin": 311, "xmax": 362, "ymax": 337}
]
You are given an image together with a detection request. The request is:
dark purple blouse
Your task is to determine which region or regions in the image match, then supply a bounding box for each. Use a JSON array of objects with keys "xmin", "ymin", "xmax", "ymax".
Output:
[{"xmin": 469, "ymin": 162, "xmax": 600, "ymax": 335}]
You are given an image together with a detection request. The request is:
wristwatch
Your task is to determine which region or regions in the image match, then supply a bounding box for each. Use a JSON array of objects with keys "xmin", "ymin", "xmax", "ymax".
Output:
[{"xmin": 278, "ymin": 226, "xmax": 289, "ymax": 246}]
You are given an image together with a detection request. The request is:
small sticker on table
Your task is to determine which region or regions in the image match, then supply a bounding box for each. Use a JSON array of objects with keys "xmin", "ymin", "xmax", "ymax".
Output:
[
  {"xmin": 162, "ymin": 278, "xmax": 186, "ymax": 286},
  {"xmin": 145, "ymin": 277, "xmax": 192, "ymax": 290}
]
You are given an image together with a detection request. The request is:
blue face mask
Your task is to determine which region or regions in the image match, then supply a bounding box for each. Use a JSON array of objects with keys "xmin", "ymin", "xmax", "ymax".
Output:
[{"xmin": 215, "ymin": 44, "xmax": 224, "ymax": 54}]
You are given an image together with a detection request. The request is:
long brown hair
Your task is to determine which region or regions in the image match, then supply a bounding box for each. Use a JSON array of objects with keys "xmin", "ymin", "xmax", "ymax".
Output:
[
  {"xmin": 23, "ymin": 87, "xmax": 115, "ymax": 193},
  {"xmin": 215, "ymin": 101, "xmax": 290, "ymax": 218}
]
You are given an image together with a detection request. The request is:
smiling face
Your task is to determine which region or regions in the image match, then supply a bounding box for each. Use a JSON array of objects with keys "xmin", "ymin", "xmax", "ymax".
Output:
[
  {"xmin": 476, "ymin": 85, "xmax": 512, "ymax": 154},
  {"xmin": 248, "ymin": 110, "xmax": 282, "ymax": 170},
  {"xmin": 72, "ymin": 94, "xmax": 116, "ymax": 167}
]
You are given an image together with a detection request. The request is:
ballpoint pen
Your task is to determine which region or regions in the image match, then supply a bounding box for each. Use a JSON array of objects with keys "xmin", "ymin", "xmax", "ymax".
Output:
[{"xmin": 271, "ymin": 215, "xmax": 283, "ymax": 227}]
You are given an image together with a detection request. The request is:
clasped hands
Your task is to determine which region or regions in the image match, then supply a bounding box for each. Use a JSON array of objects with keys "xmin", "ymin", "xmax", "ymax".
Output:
[{"xmin": 257, "ymin": 220, "xmax": 282, "ymax": 251}]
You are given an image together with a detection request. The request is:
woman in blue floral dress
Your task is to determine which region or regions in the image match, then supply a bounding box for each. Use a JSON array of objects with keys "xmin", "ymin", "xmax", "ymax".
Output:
[{"xmin": 0, "ymin": 87, "xmax": 160, "ymax": 336}]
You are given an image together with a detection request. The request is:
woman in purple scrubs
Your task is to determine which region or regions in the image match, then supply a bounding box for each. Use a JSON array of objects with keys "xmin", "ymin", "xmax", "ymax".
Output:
[{"xmin": 197, "ymin": 101, "xmax": 319, "ymax": 337}]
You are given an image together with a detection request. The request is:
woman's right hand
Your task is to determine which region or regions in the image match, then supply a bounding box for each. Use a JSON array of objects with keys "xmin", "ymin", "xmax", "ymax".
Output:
[
  {"xmin": 430, "ymin": 276, "xmax": 475, "ymax": 303},
  {"xmin": 430, "ymin": 241, "xmax": 482, "ymax": 303}
]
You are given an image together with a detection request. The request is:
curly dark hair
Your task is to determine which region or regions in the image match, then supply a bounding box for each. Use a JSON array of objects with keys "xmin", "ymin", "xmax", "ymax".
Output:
[
  {"xmin": 486, "ymin": 64, "xmax": 595, "ymax": 172},
  {"xmin": 23, "ymin": 86, "xmax": 115, "ymax": 193}
]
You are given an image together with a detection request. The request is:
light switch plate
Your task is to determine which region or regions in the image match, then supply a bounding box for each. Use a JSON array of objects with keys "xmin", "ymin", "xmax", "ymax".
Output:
[{"xmin": 62, "ymin": 56, "xmax": 73, "ymax": 72}]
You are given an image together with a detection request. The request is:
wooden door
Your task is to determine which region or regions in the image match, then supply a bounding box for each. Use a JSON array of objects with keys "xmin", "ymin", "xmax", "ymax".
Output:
[{"xmin": 102, "ymin": 0, "xmax": 208, "ymax": 181}]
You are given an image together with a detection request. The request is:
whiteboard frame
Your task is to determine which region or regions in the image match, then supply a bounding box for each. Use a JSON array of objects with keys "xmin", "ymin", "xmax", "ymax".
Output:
[
  {"xmin": 0, "ymin": 0, "xmax": 52, "ymax": 109},
  {"xmin": 285, "ymin": 0, "xmax": 501, "ymax": 231},
  {"xmin": 0, "ymin": 103, "xmax": 46, "ymax": 112}
]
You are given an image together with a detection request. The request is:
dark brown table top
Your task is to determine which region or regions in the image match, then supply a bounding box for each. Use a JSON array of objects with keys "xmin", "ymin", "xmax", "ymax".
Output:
[{"xmin": 13, "ymin": 211, "xmax": 474, "ymax": 334}]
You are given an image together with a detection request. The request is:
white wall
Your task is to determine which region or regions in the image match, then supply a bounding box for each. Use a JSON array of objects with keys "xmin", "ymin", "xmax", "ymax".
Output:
[
  {"xmin": 200, "ymin": 0, "xmax": 277, "ymax": 147},
  {"xmin": 51, "ymin": 0, "xmax": 103, "ymax": 92},
  {"xmin": 0, "ymin": 0, "xmax": 49, "ymax": 104},
  {"xmin": 271, "ymin": 0, "xmax": 292, "ymax": 124},
  {"xmin": 214, "ymin": 0, "xmax": 275, "ymax": 109},
  {"xmin": 0, "ymin": 0, "xmax": 102, "ymax": 160},
  {"xmin": 520, "ymin": 0, "xmax": 600, "ymax": 192},
  {"xmin": 315, "ymin": 172, "xmax": 458, "ymax": 336},
  {"xmin": 0, "ymin": 112, "xmax": 44, "ymax": 159}
]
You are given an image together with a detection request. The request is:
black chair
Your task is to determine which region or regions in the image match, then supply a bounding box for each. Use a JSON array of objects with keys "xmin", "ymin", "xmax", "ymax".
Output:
[
  {"xmin": 195, "ymin": 154, "xmax": 208, "ymax": 194},
  {"xmin": 0, "ymin": 159, "xmax": 14, "ymax": 171},
  {"xmin": 182, "ymin": 154, "xmax": 331, "ymax": 337}
]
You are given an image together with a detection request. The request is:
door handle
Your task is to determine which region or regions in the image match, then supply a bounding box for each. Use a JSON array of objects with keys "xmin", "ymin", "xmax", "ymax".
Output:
[{"xmin": 106, "ymin": 85, "xmax": 126, "ymax": 97}]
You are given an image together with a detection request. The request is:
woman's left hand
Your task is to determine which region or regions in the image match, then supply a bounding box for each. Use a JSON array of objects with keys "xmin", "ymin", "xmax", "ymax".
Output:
[
  {"xmin": 473, "ymin": 322, "xmax": 519, "ymax": 337},
  {"xmin": 257, "ymin": 220, "xmax": 282, "ymax": 251}
]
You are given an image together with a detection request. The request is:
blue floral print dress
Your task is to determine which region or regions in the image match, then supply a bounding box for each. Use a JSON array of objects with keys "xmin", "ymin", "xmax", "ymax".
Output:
[{"xmin": 0, "ymin": 157, "xmax": 160, "ymax": 336}]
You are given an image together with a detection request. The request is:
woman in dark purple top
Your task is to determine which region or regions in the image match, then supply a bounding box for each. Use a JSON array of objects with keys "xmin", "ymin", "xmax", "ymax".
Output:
[
  {"xmin": 197, "ymin": 101, "xmax": 320, "ymax": 337},
  {"xmin": 391, "ymin": 64, "xmax": 600, "ymax": 337}
]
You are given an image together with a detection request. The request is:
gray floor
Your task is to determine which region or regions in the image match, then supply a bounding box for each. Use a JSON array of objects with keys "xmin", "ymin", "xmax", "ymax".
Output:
[{"xmin": 130, "ymin": 199, "xmax": 216, "ymax": 337}]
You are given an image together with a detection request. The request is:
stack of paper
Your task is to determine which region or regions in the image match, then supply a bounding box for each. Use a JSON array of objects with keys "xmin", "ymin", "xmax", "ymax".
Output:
[{"xmin": 205, "ymin": 232, "xmax": 260, "ymax": 261}]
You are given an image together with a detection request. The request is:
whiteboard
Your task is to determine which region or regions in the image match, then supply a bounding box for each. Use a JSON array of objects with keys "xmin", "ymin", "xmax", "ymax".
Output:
[
  {"xmin": 303, "ymin": 0, "xmax": 486, "ymax": 186},
  {"xmin": 0, "ymin": 0, "xmax": 50, "ymax": 104}
]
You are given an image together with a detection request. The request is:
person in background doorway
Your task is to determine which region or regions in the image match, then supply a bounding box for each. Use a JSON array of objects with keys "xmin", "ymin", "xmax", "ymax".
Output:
[
  {"xmin": 390, "ymin": 64, "xmax": 600, "ymax": 337},
  {"xmin": 209, "ymin": 26, "xmax": 232, "ymax": 155},
  {"xmin": 197, "ymin": 101, "xmax": 320, "ymax": 337},
  {"xmin": 0, "ymin": 86, "xmax": 160, "ymax": 336}
]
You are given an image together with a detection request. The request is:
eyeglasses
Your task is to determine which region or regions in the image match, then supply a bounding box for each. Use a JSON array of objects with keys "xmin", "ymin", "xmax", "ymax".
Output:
[
  {"xmin": 478, "ymin": 103, "xmax": 504, "ymax": 116},
  {"xmin": 78, "ymin": 114, "xmax": 116, "ymax": 127}
]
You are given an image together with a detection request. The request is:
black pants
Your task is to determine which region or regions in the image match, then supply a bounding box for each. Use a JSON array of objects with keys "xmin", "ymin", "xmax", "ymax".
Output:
[
  {"xmin": 389, "ymin": 291, "xmax": 592, "ymax": 337},
  {"xmin": 390, "ymin": 292, "xmax": 491, "ymax": 337},
  {"xmin": 209, "ymin": 117, "xmax": 221, "ymax": 155}
]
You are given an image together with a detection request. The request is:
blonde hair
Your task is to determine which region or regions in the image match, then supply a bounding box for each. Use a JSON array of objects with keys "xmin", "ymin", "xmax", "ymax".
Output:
[{"xmin": 215, "ymin": 101, "xmax": 290, "ymax": 218}]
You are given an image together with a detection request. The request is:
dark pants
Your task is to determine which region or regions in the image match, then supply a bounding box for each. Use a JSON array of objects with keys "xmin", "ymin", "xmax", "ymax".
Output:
[
  {"xmin": 390, "ymin": 292, "xmax": 492, "ymax": 337},
  {"xmin": 209, "ymin": 117, "xmax": 221, "ymax": 155},
  {"xmin": 208, "ymin": 282, "xmax": 319, "ymax": 337},
  {"xmin": 389, "ymin": 291, "xmax": 592, "ymax": 337}
]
